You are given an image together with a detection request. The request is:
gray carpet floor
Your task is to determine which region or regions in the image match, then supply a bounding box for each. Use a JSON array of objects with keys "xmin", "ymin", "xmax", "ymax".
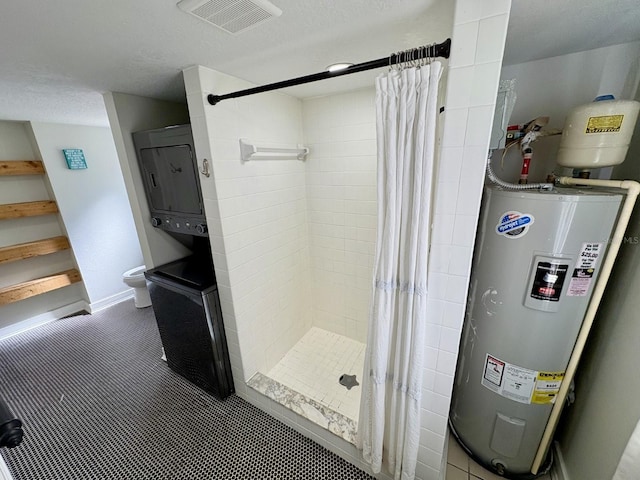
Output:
[{"xmin": 0, "ymin": 300, "xmax": 373, "ymax": 479}]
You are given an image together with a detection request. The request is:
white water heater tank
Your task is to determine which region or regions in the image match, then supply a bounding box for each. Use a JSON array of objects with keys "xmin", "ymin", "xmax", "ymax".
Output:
[
  {"xmin": 449, "ymin": 185, "xmax": 622, "ymax": 477},
  {"xmin": 556, "ymin": 98, "xmax": 640, "ymax": 169}
]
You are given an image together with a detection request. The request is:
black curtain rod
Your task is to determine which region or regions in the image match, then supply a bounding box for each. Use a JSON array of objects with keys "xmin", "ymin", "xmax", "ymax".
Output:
[{"xmin": 207, "ymin": 38, "xmax": 451, "ymax": 106}]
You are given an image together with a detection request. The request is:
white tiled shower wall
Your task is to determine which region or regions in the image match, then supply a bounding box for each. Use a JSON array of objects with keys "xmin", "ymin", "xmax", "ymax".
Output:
[
  {"xmin": 415, "ymin": 1, "xmax": 512, "ymax": 479},
  {"xmin": 302, "ymin": 89, "xmax": 377, "ymax": 343},
  {"xmin": 184, "ymin": 66, "xmax": 313, "ymax": 385},
  {"xmin": 184, "ymin": 0, "xmax": 511, "ymax": 475}
]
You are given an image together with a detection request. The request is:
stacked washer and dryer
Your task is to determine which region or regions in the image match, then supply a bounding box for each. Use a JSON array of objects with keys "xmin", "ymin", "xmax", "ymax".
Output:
[
  {"xmin": 132, "ymin": 124, "xmax": 234, "ymax": 400},
  {"xmin": 449, "ymin": 99, "xmax": 640, "ymax": 478}
]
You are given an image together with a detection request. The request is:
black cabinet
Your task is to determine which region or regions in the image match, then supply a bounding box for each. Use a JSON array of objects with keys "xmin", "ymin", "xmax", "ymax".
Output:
[{"xmin": 145, "ymin": 257, "xmax": 234, "ymax": 399}]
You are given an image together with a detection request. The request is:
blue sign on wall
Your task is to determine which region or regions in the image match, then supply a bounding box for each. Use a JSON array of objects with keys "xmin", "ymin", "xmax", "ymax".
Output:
[{"xmin": 62, "ymin": 149, "xmax": 87, "ymax": 170}]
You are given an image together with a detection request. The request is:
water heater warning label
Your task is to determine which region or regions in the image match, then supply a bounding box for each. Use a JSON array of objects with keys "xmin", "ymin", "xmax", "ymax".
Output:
[
  {"xmin": 481, "ymin": 354, "xmax": 564, "ymax": 405},
  {"xmin": 483, "ymin": 355, "xmax": 505, "ymax": 387}
]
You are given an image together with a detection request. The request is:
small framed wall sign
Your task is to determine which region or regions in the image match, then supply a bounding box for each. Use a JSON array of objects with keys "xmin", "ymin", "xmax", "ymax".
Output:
[{"xmin": 62, "ymin": 149, "xmax": 87, "ymax": 170}]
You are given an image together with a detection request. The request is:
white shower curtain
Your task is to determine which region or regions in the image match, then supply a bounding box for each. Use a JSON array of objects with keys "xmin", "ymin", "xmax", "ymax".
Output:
[{"xmin": 357, "ymin": 61, "xmax": 442, "ymax": 480}]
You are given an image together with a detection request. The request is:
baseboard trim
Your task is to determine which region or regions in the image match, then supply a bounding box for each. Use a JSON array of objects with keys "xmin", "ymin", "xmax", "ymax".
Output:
[
  {"xmin": 87, "ymin": 289, "xmax": 134, "ymax": 314},
  {"xmin": 0, "ymin": 300, "xmax": 87, "ymax": 340},
  {"xmin": 551, "ymin": 441, "xmax": 570, "ymax": 480}
]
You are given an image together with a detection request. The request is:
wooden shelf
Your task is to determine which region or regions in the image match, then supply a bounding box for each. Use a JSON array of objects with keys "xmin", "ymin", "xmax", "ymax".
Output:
[
  {"xmin": 0, "ymin": 201, "xmax": 58, "ymax": 220},
  {"xmin": 0, "ymin": 236, "xmax": 71, "ymax": 265},
  {"xmin": 0, "ymin": 161, "xmax": 83, "ymax": 307},
  {"xmin": 0, "ymin": 269, "xmax": 82, "ymax": 306},
  {"xmin": 0, "ymin": 161, "xmax": 45, "ymax": 176}
]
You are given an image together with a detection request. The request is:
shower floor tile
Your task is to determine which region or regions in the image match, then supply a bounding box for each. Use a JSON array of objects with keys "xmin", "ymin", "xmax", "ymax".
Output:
[{"xmin": 267, "ymin": 327, "xmax": 366, "ymax": 421}]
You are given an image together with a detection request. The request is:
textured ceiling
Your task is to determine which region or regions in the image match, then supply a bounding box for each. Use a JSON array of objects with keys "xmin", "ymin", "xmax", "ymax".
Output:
[
  {"xmin": 0, "ymin": 0, "xmax": 452, "ymax": 126},
  {"xmin": 0, "ymin": 0, "xmax": 639, "ymax": 127},
  {"xmin": 503, "ymin": 0, "xmax": 640, "ymax": 65}
]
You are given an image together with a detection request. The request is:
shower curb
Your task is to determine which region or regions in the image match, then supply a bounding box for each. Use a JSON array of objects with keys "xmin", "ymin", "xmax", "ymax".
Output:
[{"xmin": 247, "ymin": 372, "xmax": 358, "ymax": 445}]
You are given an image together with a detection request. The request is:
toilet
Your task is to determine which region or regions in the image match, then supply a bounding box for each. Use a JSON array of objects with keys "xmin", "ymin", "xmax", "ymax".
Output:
[{"xmin": 122, "ymin": 266, "xmax": 152, "ymax": 308}]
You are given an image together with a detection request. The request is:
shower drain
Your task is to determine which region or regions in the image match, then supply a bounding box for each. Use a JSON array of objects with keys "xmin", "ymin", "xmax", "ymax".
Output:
[{"xmin": 339, "ymin": 374, "xmax": 359, "ymax": 390}]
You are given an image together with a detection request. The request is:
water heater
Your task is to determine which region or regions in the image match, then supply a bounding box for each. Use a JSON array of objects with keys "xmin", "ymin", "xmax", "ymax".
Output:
[{"xmin": 449, "ymin": 185, "xmax": 622, "ymax": 477}]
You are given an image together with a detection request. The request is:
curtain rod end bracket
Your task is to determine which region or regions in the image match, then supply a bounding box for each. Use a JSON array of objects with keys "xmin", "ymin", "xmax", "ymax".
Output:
[
  {"xmin": 440, "ymin": 38, "xmax": 452, "ymax": 59},
  {"xmin": 207, "ymin": 94, "xmax": 221, "ymax": 105}
]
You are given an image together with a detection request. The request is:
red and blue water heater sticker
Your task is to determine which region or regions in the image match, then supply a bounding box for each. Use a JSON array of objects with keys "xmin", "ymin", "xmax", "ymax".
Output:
[{"xmin": 495, "ymin": 211, "xmax": 535, "ymax": 238}]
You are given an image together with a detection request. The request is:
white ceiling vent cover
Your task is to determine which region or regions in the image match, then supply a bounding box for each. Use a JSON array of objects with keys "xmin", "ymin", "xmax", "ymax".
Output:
[{"xmin": 178, "ymin": 0, "xmax": 282, "ymax": 34}]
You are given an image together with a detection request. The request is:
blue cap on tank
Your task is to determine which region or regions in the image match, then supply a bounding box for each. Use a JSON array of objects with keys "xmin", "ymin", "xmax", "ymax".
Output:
[{"xmin": 594, "ymin": 94, "xmax": 615, "ymax": 101}]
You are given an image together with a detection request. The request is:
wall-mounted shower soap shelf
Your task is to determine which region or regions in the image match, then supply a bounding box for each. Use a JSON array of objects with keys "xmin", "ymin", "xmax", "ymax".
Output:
[{"xmin": 240, "ymin": 139, "xmax": 309, "ymax": 162}]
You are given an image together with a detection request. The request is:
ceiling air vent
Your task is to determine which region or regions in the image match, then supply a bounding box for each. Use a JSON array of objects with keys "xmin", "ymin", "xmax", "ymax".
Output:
[{"xmin": 177, "ymin": 0, "xmax": 282, "ymax": 34}]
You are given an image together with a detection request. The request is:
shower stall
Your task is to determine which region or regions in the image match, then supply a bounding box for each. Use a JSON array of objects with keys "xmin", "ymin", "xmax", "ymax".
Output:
[
  {"xmin": 183, "ymin": 60, "xmax": 382, "ymax": 442},
  {"xmin": 183, "ymin": 35, "xmax": 450, "ymax": 448},
  {"xmin": 243, "ymin": 88, "xmax": 379, "ymax": 443}
]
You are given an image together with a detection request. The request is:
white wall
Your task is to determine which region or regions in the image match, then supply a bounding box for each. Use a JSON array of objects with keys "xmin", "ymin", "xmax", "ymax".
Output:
[
  {"xmin": 184, "ymin": 65, "xmax": 313, "ymax": 386},
  {"xmin": 0, "ymin": 121, "xmax": 86, "ymax": 335},
  {"xmin": 29, "ymin": 122, "xmax": 143, "ymax": 309},
  {"xmin": 103, "ymin": 92, "xmax": 192, "ymax": 269},
  {"xmin": 302, "ymin": 89, "xmax": 377, "ymax": 343},
  {"xmin": 494, "ymin": 41, "xmax": 640, "ymax": 183}
]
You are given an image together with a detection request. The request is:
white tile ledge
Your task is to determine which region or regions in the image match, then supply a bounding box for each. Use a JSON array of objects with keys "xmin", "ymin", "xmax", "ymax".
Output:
[{"xmin": 247, "ymin": 372, "xmax": 358, "ymax": 444}]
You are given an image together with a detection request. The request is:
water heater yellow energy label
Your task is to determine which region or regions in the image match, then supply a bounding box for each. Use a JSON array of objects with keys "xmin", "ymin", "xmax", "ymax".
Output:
[{"xmin": 531, "ymin": 372, "xmax": 565, "ymax": 405}]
